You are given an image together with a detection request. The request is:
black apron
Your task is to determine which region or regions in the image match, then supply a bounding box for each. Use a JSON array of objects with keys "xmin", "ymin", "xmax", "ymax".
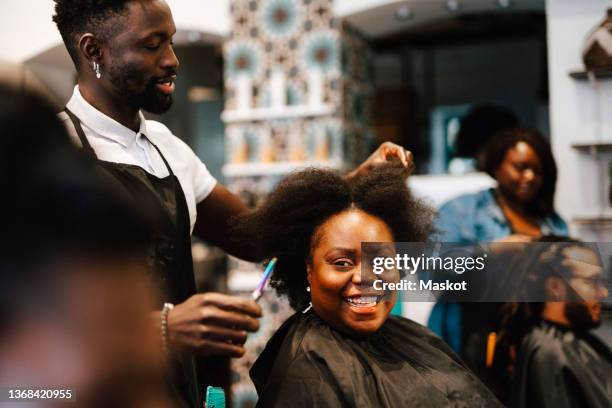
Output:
[{"xmin": 64, "ymin": 108, "xmax": 200, "ymax": 408}]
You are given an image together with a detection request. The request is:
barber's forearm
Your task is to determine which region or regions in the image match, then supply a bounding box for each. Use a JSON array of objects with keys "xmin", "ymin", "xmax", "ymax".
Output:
[
  {"xmin": 193, "ymin": 205, "xmax": 259, "ymax": 261},
  {"xmin": 214, "ymin": 237, "xmax": 259, "ymax": 262},
  {"xmin": 194, "ymin": 184, "xmax": 259, "ymax": 261}
]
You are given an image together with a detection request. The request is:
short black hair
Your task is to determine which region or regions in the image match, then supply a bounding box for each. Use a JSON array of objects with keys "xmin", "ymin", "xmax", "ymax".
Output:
[
  {"xmin": 52, "ymin": 0, "xmax": 131, "ymax": 65},
  {"xmin": 231, "ymin": 163, "xmax": 436, "ymax": 310},
  {"xmin": 455, "ymin": 104, "xmax": 519, "ymax": 158},
  {"xmin": 477, "ymin": 127, "xmax": 558, "ymax": 217}
]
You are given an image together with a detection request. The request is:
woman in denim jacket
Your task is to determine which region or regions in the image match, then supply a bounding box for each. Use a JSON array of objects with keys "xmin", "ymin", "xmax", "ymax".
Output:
[{"xmin": 429, "ymin": 128, "xmax": 568, "ymax": 401}]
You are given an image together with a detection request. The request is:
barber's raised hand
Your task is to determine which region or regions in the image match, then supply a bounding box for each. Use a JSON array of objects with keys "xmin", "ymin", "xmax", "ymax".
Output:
[
  {"xmin": 166, "ymin": 293, "xmax": 262, "ymax": 358},
  {"xmin": 347, "ymin": 142, "xmax": 414, "ymax": 179}
]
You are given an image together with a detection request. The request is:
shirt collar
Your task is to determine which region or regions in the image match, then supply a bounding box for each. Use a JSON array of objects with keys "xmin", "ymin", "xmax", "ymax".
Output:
[{"xmin": 66, "ymin": 85, "xmax": 148, "ymax": 148}]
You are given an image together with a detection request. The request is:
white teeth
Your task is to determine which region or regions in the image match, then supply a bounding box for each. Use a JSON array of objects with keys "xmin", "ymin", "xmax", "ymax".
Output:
[{"xmin": 346, "ymin": 296, "xmax": 379, "ymax": 305}]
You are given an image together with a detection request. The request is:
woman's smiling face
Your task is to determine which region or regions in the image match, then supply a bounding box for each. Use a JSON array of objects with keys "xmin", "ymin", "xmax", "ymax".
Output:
[
  {"xmin": 307, "ymin": 209, "xmax": 398, "ymax": 337},
  {"xmin": 495, "ymin": 141, "xmax": 543, "ymax": 204}
]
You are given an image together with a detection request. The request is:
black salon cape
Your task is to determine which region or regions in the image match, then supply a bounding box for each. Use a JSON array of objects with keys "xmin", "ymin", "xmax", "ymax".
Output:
[
  {"xmin": 509, "ymin": 321, "xmax": 612, "ymax": 408},
  {"xmin": 251, "ymin": 311, "xmax": 502, "ymax": 407}
]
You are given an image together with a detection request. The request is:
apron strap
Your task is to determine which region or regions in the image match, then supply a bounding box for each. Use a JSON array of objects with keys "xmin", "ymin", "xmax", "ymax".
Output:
[
  {"xmin": 145, "ymin": 137, "xmax": 176, "ymax": 177},
  {"xmin": 63, "ymin": 108, "xmax": 98, "ymax": 160}
]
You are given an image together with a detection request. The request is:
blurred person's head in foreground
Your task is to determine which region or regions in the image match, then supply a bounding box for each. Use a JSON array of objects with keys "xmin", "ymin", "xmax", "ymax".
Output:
[
  {"xmin": 0, "ymin": 85, "xmax": 73, "ymax": 198},
  {"xmin": 233, "ymin": 162, "xmax": 435, "ymax": 337},
  {"xmin": 478, "ymin": 128, "xmax": 557, "ymax": 218},
  {"xmin": 53, "ymin": 0, "xmax": 179, "ymax": 117},
  {"xmin": 501, "ymin": 236, "xmax": 609, "ymax": 349},
  {"xmin": 0, "ymin": 84, "xmax": 174, "ymax": 407},
  {"xmin": 455, "ymin": 104, "xmax": 519, "ymax": 159}
]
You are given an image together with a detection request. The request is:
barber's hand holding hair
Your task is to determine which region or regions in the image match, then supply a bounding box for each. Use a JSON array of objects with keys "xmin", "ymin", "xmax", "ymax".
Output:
[
  {"xmin": 347, "ymin": 142, "xmax": 414, "ymax": 180},
  {"xmin": 163, "ymin": 293, "xmax": 262, "ymax": 358}
]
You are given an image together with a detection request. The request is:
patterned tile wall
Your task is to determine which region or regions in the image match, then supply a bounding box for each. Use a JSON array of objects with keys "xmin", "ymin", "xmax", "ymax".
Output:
[{"xmin": 224, "ymin": 0, "xmax": 372, "ymax": 169}]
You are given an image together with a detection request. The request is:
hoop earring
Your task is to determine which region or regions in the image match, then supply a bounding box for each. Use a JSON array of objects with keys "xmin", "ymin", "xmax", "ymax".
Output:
[{"xmin": 93, "ymin": 62, "xmax": 102, "ymax": 79}]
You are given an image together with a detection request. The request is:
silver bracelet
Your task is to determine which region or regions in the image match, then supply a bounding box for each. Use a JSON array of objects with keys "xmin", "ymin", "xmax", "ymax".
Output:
[{"xmin": 161, "ymin": 302, "xmax": 174, "ymax": 353}]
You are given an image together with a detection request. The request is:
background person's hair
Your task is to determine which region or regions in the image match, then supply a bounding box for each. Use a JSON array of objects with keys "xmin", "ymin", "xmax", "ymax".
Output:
[
  {"xmin": 477, "ymin": 127, "xmax": 558, "ymax": 217},
  {"xmin": 231, "ymin": 163, "xmax": 436, "ymax": 311},
  {"xmin": 52, "ymin": 0, "xmax": 131, "ymax": 65},
  {"xmin": 0, "ymin": 84, "xmax": 152, "ymax": 256},
  {"xmin": 0, "ymin": 84, "xmax": 72, "ymax": 171},
  {"xmin": 455, "ymin": 104, "xmax": 519, "ymax": 158}
]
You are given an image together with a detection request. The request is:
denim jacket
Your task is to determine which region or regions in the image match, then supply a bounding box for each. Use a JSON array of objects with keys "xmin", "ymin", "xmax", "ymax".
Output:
[{"xmin": 436, "ymin": 188, "xmax": 568, "ymax": 243}]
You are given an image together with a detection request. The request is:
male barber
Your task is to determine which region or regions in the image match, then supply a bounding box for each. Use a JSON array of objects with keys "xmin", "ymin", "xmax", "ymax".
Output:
[{"xmin": 53, "ymin": 0, "xmax": 412, "ymax": 405}]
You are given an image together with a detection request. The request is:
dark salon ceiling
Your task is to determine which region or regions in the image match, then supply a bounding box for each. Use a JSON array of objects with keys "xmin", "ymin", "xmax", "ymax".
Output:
[{"xmin": 341, "ymin": 0, "xmax": 545, "ymax": 53}]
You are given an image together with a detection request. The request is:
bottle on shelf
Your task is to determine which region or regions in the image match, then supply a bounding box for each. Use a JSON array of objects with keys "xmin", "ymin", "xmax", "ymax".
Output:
[
  {"xmin": 236, "ymin": 75, "xmax": 253, "ymax": 112},
  {"xmin": 270, "ymin": 70, "xmax": 287, "ymax": 110}
]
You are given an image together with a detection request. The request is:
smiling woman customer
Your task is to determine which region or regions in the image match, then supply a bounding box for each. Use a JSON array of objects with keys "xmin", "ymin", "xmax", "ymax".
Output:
[{"xmin": 232, "ymin": 163, "xmax": 502, "ymax": 407}]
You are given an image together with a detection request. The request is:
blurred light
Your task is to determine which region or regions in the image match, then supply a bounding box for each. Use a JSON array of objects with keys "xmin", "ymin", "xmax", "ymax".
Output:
[
  {"xmin": 187, "ymin": 31, "xmax": 202, "ymax": 43},
  {"xmin": 395, "ymin": 5, "xmax": 413, "ymax": 21},
  {"xmin": 188, "ymin": 87, "xmax": 219, "ymax": 102},
  {"xmin": 497, "ymin": 0, "xmax": 512, "ymax": 8},
  {"xmin": 191, "ymin": 242, "xmax": 210, "ymax": 262},
  {"xmin": 446, "ymin": 0, "xmax": 461, "ymax": 12}
]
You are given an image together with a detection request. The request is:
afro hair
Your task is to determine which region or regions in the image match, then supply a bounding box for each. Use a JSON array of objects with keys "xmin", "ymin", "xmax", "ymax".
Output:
[{"xmin": 231, "ymin": 162, "xmax": 436, "ymax": 310}]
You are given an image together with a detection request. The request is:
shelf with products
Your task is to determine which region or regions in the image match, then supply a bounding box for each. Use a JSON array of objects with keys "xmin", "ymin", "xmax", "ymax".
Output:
[
  {"xmin": 571, "ymin": 141, "xmax": 612, "ymax": 154},
  {"xmin": 570, "ymin": 143, "xmax": 612, "ymax": 228},
  {"xmin": 221, "ymin": 104, "xmax": 335, "ymax": 123},
  {"xmin": 572, "ymin": 215, "xmax": 612, "ymax": 225},
  {"xmin": 222, "ymin": 160, "xmax": 344, "ymax": 178},
  {"xmin": 569, "ymin": 69, "xmax": 612, "ymax": 80}
]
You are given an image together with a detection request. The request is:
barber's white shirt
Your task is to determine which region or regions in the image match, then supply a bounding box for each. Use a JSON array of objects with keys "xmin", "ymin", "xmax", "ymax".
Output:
[{"xmin": 60, "ymin": 86, "xmax": 217, "ymax": 233}]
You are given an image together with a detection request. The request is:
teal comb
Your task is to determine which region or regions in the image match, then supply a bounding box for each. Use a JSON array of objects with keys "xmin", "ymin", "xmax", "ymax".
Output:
[{"xmin": 205, "ymin": 386, "xmax": 225, "ymax": 408}]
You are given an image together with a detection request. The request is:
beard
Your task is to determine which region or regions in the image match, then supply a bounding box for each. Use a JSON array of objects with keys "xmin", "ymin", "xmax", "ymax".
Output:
[
  {"xmin": 565, "ymin": 302, "xmax": 601, "ymax": 331},
  {"xmin": 108, "ymin": 62, "xmax": 175, "ymax": 115}
]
